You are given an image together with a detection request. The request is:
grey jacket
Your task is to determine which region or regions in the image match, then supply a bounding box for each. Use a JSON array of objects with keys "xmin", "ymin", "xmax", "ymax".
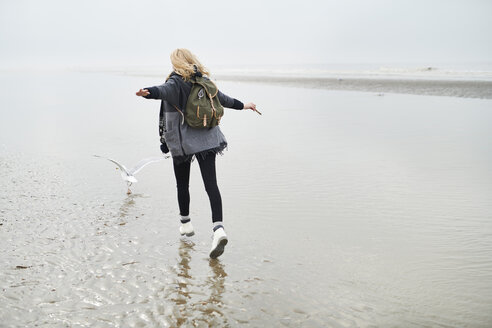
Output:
[{"xmin": 145, "ymin": 73, "xmax": 242, "ymax": 161}]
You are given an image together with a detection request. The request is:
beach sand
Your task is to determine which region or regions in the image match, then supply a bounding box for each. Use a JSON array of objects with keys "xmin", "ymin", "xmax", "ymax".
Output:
[{"xmin": 1, "ymin": 70, "xmax": 492, "ymax": 327}]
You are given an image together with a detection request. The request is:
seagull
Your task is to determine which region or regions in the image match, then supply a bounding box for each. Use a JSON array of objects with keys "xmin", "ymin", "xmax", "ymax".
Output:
[{"xmin": 94, "ymin": 154, "xmax": 170, "ymax": 194}]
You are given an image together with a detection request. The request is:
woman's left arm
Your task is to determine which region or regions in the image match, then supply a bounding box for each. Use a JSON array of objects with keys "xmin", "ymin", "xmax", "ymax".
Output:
[{"xmin": 217, "ymin": 90, "xmax": 256, "ymax": 112}]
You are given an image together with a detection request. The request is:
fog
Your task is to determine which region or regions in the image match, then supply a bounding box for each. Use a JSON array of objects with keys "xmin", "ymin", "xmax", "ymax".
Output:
[{"xmin": 1, "ymin": 0, "xmax": 491, "ymax": 69}]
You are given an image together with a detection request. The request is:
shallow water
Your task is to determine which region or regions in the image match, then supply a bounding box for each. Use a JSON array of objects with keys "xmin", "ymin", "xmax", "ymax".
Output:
[{"xmin": 1, "ymin": 71, "xmax": 492, "ymax": 327}]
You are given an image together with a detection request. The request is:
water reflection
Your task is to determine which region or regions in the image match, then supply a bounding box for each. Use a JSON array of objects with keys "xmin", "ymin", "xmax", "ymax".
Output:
[
  {"xmin": 192, "ymin": 257, "xmax": 229, "ymax": 325},
  {"xmin": 205, "ymin": 259, "xmax": 227, "ymax": 311},
  {"xmin": 118, "ymin": 193, "xmax": 143, "ymax": 218},
  {"xmin": 168, "ymin": 240, "xmax": 229, "ymax": 326},
  {"xmin": 169, "ymin": 239, "xmax": 194, "ymax": 326}
]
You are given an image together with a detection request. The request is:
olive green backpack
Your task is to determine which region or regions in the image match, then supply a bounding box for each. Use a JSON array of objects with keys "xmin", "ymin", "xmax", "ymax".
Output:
[{"xmin": 173, "ymin": 75, "xmax": 224, "ymax": 129}]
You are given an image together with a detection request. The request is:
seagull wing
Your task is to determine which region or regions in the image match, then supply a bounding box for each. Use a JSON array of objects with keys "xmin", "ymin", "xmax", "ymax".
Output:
[
  {"xmin": 93, "ymin": 155, "xmax": 130, "ymax": 175},
  {"xmin": 128, "ymin": 155, "xmax": 170, "ymax": 175}
]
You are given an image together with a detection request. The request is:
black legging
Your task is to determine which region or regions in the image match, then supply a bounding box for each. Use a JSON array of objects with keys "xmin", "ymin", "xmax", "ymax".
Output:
[{"xmin": 173, "ymin": 153, "xmax": 222, "ymax": 222}]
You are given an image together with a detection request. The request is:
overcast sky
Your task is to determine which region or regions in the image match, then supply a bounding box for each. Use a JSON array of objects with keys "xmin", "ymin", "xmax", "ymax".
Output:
[{"xmin": 1, "ymin": 0, "xmax": 491, "ymax": 69}]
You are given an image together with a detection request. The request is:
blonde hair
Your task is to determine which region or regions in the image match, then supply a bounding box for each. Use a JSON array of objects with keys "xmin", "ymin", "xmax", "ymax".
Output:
[{"xmin": 168, "ymin": 48, "xmax": 210, "ymax": 81}]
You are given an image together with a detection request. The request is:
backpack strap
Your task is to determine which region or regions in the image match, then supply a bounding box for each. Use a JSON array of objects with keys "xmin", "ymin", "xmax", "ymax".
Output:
[
  {"xmin": 172, "ymin": 104, "xmax": 185, "ymax": 125},
  {"xmin": 170, "ymin": 73, "xmax": 197, "ymax": 125}
]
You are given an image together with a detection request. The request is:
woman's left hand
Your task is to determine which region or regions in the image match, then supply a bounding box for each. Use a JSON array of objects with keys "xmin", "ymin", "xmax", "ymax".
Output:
[
  {"xmin": 244, "ymin": 102, "xmax": 261, "ymax": 115},
  {"xmin": 243, "ymin": 102, "xmax": 256, "ymax": 111}
]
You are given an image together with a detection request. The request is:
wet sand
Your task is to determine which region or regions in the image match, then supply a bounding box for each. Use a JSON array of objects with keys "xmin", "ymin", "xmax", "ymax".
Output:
[
  {"xmin": 1, "ymin": 70, "xmax": 492, "ymax": 327},
  {"xmin": 215, "ymin": 75, "xmax": 492, "ymax": 99}
]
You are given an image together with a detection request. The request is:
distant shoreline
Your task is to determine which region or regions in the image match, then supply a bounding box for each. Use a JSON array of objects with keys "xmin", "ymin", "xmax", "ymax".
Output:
[
  {"xmin": 214, "ymin": 75, "xmax": 492, "ymax": 99},
  {"xmin": 2, "ymin": 68, "xmax": 490, "ymax": 99}
]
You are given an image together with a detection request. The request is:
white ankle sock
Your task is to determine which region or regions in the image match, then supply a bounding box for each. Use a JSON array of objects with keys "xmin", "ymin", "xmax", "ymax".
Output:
[
  {"xmin": 213, "ymin": 221, "xmax": 224, "ymax": 232},
  {"xmin": 181, "ymin": 215, "xmax": 190, "ymax": 224}
]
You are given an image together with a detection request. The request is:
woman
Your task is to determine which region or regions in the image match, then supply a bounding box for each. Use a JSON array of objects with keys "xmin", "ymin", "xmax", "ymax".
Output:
[{"xmin": 136, "ymin": 48, "xmax": 257, "ymax": 259}]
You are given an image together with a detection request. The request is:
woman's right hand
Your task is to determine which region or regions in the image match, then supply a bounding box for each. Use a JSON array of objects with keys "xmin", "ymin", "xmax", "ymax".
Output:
[{"xmin": 136, "ymin": 89, "xmax": 150, "ymax": 97}]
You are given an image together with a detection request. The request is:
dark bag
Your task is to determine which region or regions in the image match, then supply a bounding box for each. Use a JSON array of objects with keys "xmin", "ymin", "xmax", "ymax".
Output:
[{"xmin": 158, "ymin": 107, "xmax": 169, "ymax": 153}]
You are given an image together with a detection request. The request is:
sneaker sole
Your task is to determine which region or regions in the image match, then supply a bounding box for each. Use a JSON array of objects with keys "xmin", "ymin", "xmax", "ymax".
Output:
[
  {"xmin": 180, "ymin": 231, "xmax": 195, "ymax": 237},
  {"xmin": 209, "ymin": 237, "xmax": 228, "ymax": 259}
]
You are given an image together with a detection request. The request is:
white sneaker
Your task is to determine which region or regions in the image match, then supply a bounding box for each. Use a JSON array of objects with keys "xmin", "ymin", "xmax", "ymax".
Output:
[
  {"xmin": 179, "ymin": 221, "xmax": 194, "ymax": 237},
  {"xmin": 209, "ymin": 227, "xmax": 228, "ymax": 259}
]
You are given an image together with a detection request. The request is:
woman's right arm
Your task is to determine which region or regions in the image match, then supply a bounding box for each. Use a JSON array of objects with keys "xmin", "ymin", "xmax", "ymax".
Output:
[{"xmin": 136, "ymin": 79, "xmax": 179, "ymax": 103}]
